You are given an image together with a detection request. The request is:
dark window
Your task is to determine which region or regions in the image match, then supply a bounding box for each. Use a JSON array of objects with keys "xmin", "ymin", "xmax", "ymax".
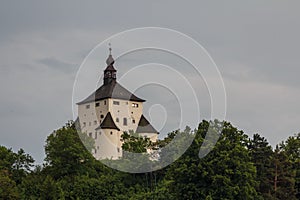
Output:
[
  {"xmin": 117, "ymin": 147, "xmax": 120, "ymax": 153},
  {"xmin": 100, "ymin": 114, "xmax": 104, "ymax": 118},
  {"xmin": 113, "ymin": 101, "xmax": 120, "ymax": 105},
  {"xmin": 89, "ymin": 132, "xmax": 92, "ymax": 137},
  {"xmin": 95, "ymin": 132, "xmax": 97, "ymax": 139},
  {"xmin": 86, "ymin": 105, "xmax": 90, "ymax": 109},
  {"xmin": 110, "ymin": 131, "xmax": 113, "ymax": 135},
  {"xmin": 104, "ymin": 100, "xmax": 106, "ymax": 105},
  {"xmin": 94, "ymin": 120, "xmax": 97, "ymax": 125},
  {"xmin": 123, "ymin": 118, "xmax": 127, "ymax": 126},
  {"xmin": 83, "ymin": 122, "xmax": 86, "ymax": 127},
  {"xmin": 95, "ymin": 102, "xmax": 100, "ymax": 107},
  {"xmin": 132, "ymin": 119, "xmax": 135, "ymax": 124},
  {"xmin": 116, "ymin": 118, "xmax": 119, "ymax": 122},
  {"xmin": 95, "ymin": 149, "xmax": 97, "ymax": 154}
]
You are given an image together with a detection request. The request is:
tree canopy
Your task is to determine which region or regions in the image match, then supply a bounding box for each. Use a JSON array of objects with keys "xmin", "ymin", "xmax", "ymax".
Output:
[{"xmin": 0, "ymin": 120, "xmax": 299, "ymax": 199}]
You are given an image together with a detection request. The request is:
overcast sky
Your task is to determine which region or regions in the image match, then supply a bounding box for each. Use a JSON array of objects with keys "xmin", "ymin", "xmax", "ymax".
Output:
[{"xmin": 1, "ymin": 1, "xmax": 300, "ymax": 164}]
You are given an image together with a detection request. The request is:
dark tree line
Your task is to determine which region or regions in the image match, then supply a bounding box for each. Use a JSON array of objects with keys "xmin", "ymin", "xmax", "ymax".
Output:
[{"xmin": 0, "ymin": 120, "xmax": 299, "ymax": 199}]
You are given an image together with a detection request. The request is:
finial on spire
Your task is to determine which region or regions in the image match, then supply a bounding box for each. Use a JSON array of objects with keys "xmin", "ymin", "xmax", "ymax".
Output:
[
  {"xmin": 106, "ymin": 42, "xmax": 114, "ymax": 65},
  {"xmin": 108, "ymin": 42, "xmax": 112, "ymax": 55}
]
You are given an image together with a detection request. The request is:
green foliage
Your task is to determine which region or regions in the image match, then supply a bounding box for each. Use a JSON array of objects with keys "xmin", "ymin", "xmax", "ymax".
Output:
[
  {"xmin": 165, "ymin": 120, "xmax": 260, "ymax": 199},
  {"xmin": 0, "ymin": 146, "xmax": 34, "ymax": 184},
  {"xmin": 1, "ymin": 120, "xmax": 300, "ymax": 199},
  {"xmin": 270, "ymin": 146, "xmax": 297, "ymax": 199},
  {"xmin": 0, "ymin": 170, "xmax": 19, "ymax": 200},
  {"xmin": 44, "ymin": 121, "xmax": 96, "ymax": 179},
  {"xmin": 121, "ymin": 131, "xmax": 152, "ymax": 154},
  {"xmin": 248, "ymin": 133, "xmax": 274, "ymax": 198},
  {"xmin": 280, "ymin": 133, "xmax": 300, "ymax": 199}
]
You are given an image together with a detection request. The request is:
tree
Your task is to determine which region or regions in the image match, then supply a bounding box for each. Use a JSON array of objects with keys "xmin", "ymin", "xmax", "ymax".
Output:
[
  {"xmin": 0, "ymin": 170, "xmax": 19, "ymax": 200},
  {"xmin": 0, "ymin": 146, "xmax": 34, "ymax": 184},
  {"xmin": 279, "ymin": 133, "xmax": 300, "ymax": 199},
  {"xmin": 121, "ymin": 131, "xmax": 152, "ymax": 154},
  {"xmin": 270, "ymin": 145, "xmax": 296, "ymax": 199},
  {"xmin": 281, "ymin": 133, "xmax": 300, "ymax": 199},
  {"xmin": 165, "ymin": 120, "xmax": 260, "ymax": 199},
  {"xmin": 248, "ymin": 133, "xmax": 274, "ymax": 198},
  {"xmin": 44, "ymin": 121, "xmax": 97, "ymax": 179}
]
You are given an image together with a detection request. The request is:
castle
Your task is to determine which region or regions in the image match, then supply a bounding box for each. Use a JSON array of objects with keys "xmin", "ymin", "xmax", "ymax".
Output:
[{"xmin": 77, "ymin": 48, "xmax": 158, "ymax": 159}]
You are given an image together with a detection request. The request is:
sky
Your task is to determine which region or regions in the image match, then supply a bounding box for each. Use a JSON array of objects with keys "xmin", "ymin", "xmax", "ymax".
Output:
[{"xmin": 1, "ymin": 1, "xmax": 300, "ymax": 164}]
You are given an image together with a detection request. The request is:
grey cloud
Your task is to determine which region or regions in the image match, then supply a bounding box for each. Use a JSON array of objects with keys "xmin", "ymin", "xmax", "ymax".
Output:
[{"xmin": 38, "ymin": 57, "xmax": 77, "ymax": 73}]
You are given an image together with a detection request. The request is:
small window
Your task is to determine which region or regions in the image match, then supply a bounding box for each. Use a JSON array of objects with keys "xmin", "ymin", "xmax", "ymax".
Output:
[
  {"xmin": 94, "ymin": 120, "xmax": 97, "ymax": 125},
  {"xmin": 117, "ymin": 147, "xmax": 120, "ymax": 153},
  {"xmin": 110, "ymin": 131, "xmax": 113, "ymax": 135},
  {"xmin": 89, "ymin": 132, "xmax": 92, "ymax": 137},
  {"xmin": 83, "ymin": 122, "xmax": 86, "ymax": 127},
  {"xmin": 95, "ymin": 102, "xmax": 100, "ymax": 107},
  {"xmin": 95, "ymin": 149, "xmax": 97, "ymax": 154},
  {"xmin": 104, "ymin": 100, "xmax": 106, "ymax": 105},
  {"xmin": 132, "ymin": 119, "xmax": 135, "ymax": 124},
  {"xmin": 113, "ymin": 101, "xmax": 120, "ymax": 105},
  {"xmin": 132, "ymin": 103, "xmax": 138, "ymax": 108},
  {"xmin": 116, "ymin": 118, "xmax": 119, "ymax": 122},
  {"xmin": 97, "ymin": 146, "xmax": 99, "ymax": 150},
  {"xmin": 123, "ymin": 118, "xmax": 127, "ymax": 126},
  {"xmin": 100, "ymin": 114, "xmax": 104, "ymax": 118},
  {"xmin": 95, "ymin": 132, "xmax": 97, "ymax": 139},
  {"xmin": 86, "ymin": 105, "xmax": 90, "ymax": 109}
]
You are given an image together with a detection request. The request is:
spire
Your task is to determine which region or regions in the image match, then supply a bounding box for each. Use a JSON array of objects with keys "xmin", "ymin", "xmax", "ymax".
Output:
[
  {"xmin": 106, "ymin": 43, "xmax": 114, "ymax": 66},
  {"xmin": 103, "ymin": 43, "xmax": 117, "ymax": 85}
]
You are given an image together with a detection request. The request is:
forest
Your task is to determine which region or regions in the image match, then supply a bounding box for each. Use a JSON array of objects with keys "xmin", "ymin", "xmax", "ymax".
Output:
[{"xmin": 0, "ymin": 120, "xmax": 299, "ymax": 200}]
